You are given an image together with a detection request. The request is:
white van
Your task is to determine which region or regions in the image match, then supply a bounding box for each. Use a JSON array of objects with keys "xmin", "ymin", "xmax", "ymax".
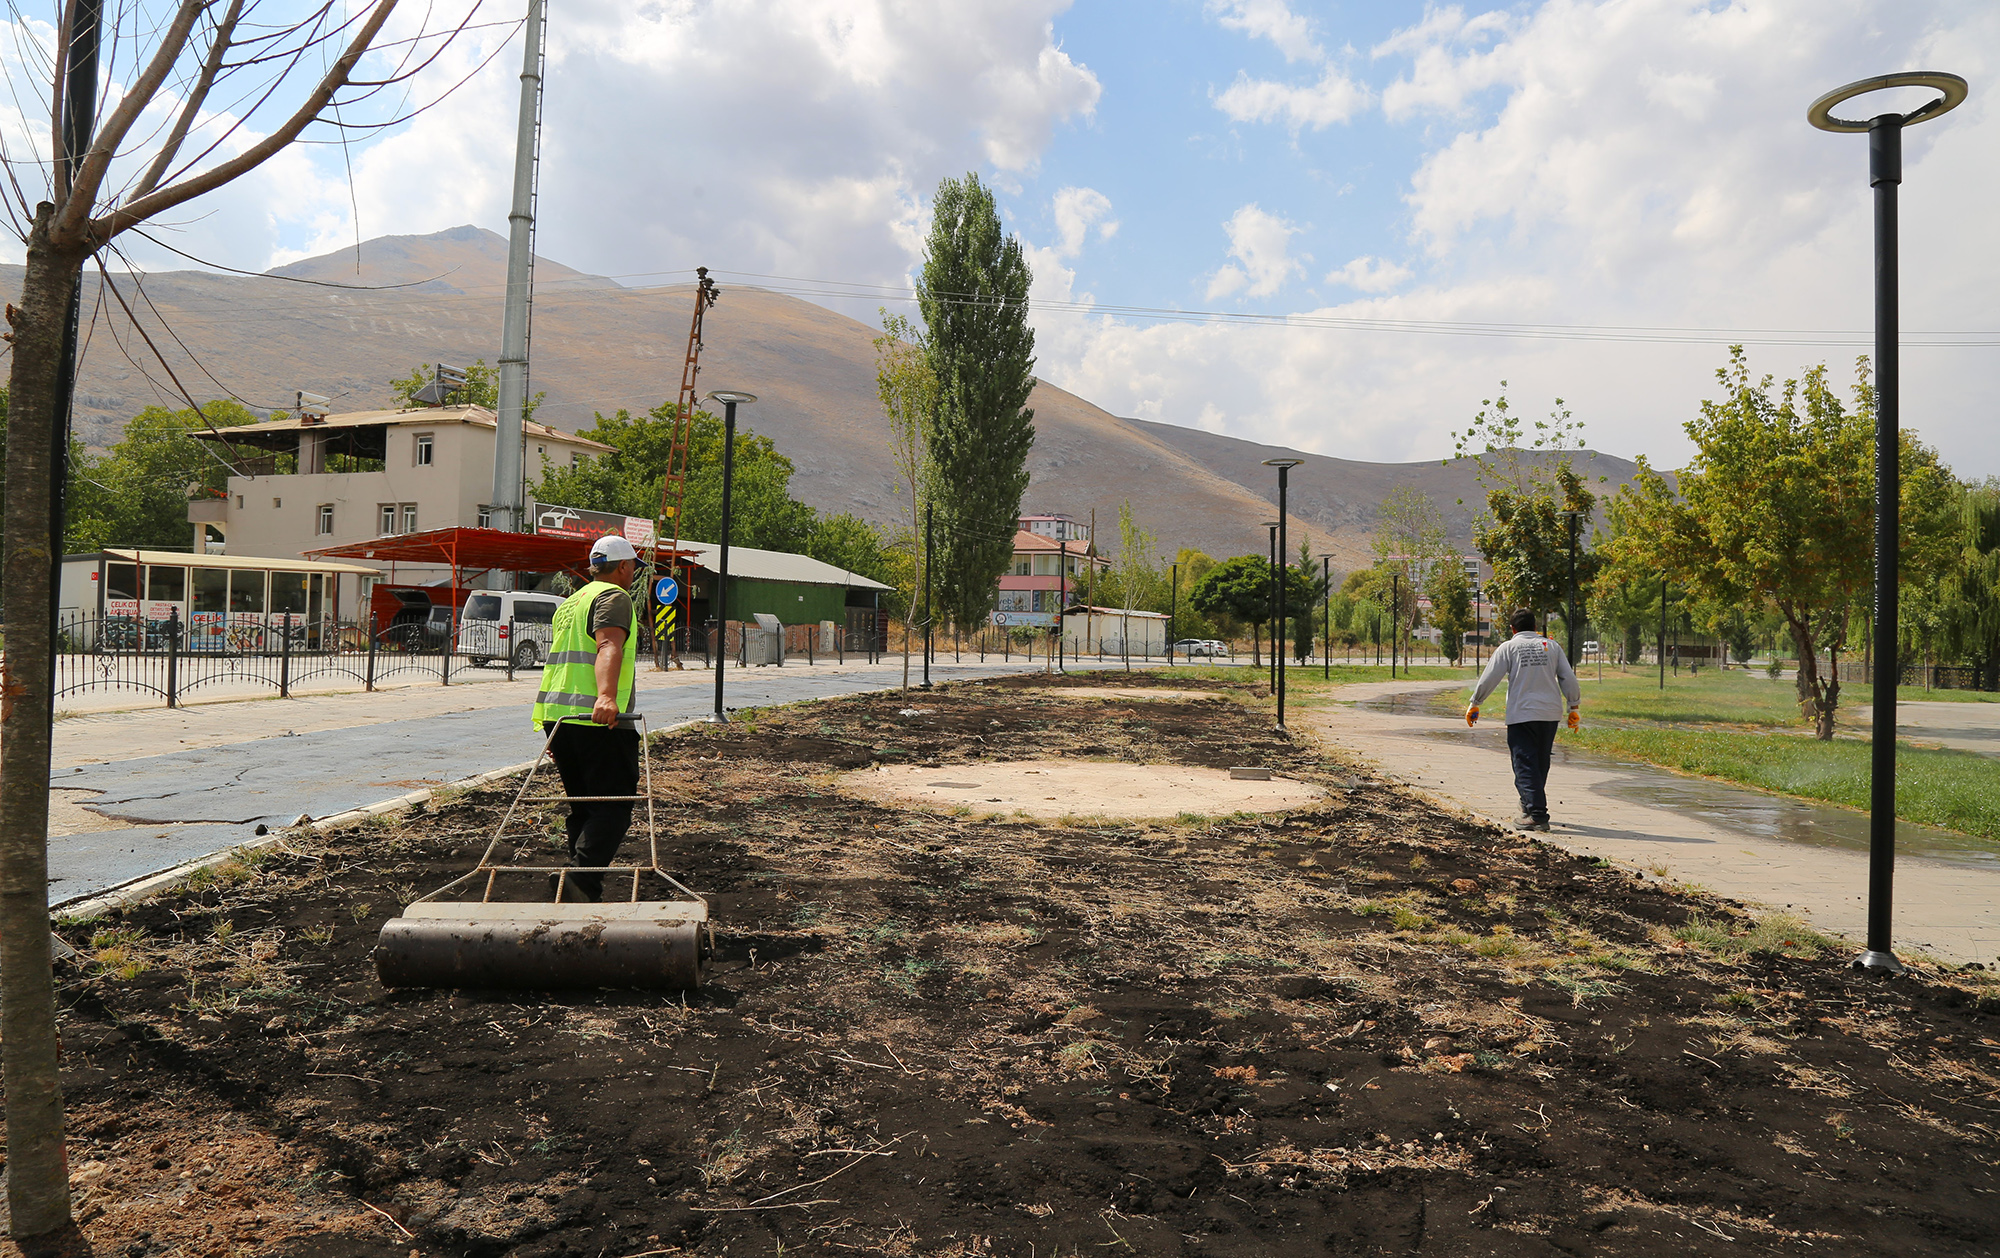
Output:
[{"xmin": 456, "ymin": 590, "xmax": 564, "ymax": 669}]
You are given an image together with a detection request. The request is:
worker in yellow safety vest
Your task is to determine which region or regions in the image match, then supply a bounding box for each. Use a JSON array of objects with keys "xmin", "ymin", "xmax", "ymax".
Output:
[{"xmin": 532, "ymin": 534, "xmax": 641, "ymax": 901}]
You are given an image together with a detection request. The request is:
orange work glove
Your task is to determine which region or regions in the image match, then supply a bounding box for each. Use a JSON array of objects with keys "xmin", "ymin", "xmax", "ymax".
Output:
[
  {"xmin": 1567, "ymin": 709, "xmax": 1580, "ymax": 731},
  {"xmin": 1465, "ymin": 705, "xmax": 1480, "ymax": 727}
]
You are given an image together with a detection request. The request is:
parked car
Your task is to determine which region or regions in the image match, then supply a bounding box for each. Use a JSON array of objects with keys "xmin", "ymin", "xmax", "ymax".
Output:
[
  {"xmin": 1582, "ymin": 639, "xmax": 1602, "ymax": 655},
  {"xmin": 456, "ymin": 590, "xmax": 563, "ymax": 668},
  {"xmin": 1173, "ymin": 638, "xmax": 1230, "ymax": 658}
]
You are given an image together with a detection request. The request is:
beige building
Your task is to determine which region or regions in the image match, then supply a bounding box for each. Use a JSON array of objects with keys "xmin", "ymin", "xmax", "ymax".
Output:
[{"xmin": 191, "ymin": 404, "xmax": 610, "ymax": 563}]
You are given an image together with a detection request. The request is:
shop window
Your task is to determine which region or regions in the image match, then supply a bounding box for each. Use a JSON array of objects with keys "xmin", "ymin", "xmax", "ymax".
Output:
[
  {"xmin": 192, "ymin": 568, "xmax": 228, "ymax": 613},
  {"xmin": 146, "ymin": 566, "xmax": 187, "ymax": 603},
  {"xmin": 105, "ymin": 563, "xmax": 139, "ymax": 600},
  {"xmin": 272, "ymin": 572, "xmax": 309, "ymax": 614},
  {"xmin": 229, "ymin": 571, "xmax": 266, "ymax": 613}
]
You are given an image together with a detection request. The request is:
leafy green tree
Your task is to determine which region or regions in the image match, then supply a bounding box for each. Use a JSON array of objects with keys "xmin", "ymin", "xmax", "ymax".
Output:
[
  {"xmin": 529, "ymin": 404, "xmax": 817, "ymax": 555},
  {"xmin": 1449, "ymin": 385, "xmax": 1602, "ymax": 630},
  {"xmin": 1428, "ymin": 560, "xmax": 1473, "ymax": 664},
  {"xmin": 917, "ymin": 173, "xmax": 1037, "ymax": 629},
  {"xmin": 1604, "ymin": 350, "xmax": 1958, "ymax": 737},
  {"xmin": 805, "ymin": 513, "xmax": 894, "ymax": 588},
  {"xmin": 65, "ymin": 401, "xmax": 260, "ymax": 552},
  {"xmin": 1192, "ymin": 553, "xmax": 1313, "ymax": 666},
  {"xmin": 388, "ymin": 358, "xmax": 543, "ymax": 422}
]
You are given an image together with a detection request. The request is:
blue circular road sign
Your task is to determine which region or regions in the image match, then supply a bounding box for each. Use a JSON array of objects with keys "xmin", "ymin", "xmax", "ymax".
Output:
[{"xmin": 653, "ymin": 576, "xmax": 680, "ymax": 605}]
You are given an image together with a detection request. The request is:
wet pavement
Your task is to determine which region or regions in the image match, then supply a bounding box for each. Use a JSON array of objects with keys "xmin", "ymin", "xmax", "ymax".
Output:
[{"xmin": 1311, "ymin": 680, "xmax": 2000, "ymax": 966}]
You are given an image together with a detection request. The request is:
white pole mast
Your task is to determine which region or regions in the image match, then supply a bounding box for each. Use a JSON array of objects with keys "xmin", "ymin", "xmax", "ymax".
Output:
[{"xmin": 490, "ymin": 0, "xmax": 546, "ymax": 540}]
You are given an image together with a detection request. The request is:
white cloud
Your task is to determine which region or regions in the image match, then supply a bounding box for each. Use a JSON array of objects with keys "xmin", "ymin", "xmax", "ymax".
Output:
[
  {"xmin": 1213, "ymin": 66, "xmax": 1371, "ymax": 130},
  {"xmin": 1326, "ymin": 256, "xmax": 1412, "ymax": 293},
  {"xmin": 1205, "ymin": 0, "xmax": 1323, "ymax": 63},
  {"xmin": 1051, "ymin": 187, "xmax": 1116, "ymax": 257},
  {"xmin": 80, "ymin": 0, "xmax": 1099, "ymax": 306},
  {"xmin": 1030, "ymin": 0, "xmax": 2000, "ymax": 481},
  {"xmin": 1206, "ymin": 203, "xmax": 1302, "ymax": 299}
]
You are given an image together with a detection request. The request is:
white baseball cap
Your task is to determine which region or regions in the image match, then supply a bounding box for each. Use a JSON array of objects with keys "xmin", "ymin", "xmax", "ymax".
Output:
[{"xmin": 590, "ymin": 534, "xmax": 638, "ymax": 563}]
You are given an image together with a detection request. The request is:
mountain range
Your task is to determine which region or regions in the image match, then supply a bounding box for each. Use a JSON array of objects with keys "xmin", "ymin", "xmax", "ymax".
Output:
[{"xmin": 6, "ymin": 226, "xmax": 1643, "ymax": 565}]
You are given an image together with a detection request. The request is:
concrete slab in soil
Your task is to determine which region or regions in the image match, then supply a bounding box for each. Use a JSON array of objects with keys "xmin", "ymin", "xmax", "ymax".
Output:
[
  {"xmin": 1307, "ymin": 680, "xmax": 2000, "ymax": 967},
  {"xmin": 840, "ymin": 761, "xmax": 1323, "ymax": 820}
]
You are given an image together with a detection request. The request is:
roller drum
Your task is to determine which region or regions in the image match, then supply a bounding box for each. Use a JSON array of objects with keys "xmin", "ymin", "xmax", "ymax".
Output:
[{"xmin": 374, "ymin": 917, "xmax": 703, "ymax": 990}]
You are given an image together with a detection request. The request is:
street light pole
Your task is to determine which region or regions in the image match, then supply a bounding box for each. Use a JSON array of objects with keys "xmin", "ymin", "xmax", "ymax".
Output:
[
  {"xmin": 1390, "ymin": 571, "xmax": 1400, "ymax": 680},
  {"xmin": 1321, "ymin": 555, "xmax": 1332, "ymax": 681},
  {"xmin": 1168, "ymin": 562, "xmax": 1178, "ymax": 666},
  {"xmin": 1263, "ymin": 461, "xmax": 1301, "ymax": 731},
  {"xmin": 1659, "ymin": 573, "xmax": 1668, "ymax": 692},
  {"xmin": 704, "ymin": 391, "xmax": 756, "ymax": 722},
  {"xmin": 1811, "ymin": 70, "xmax": 1966, "ymax": 976},
  {"xmin": 922, "ymin": 501, "xmax": 934, "ymax": 691},
  {"xmin": 1264, "ymin": 522, "xmax": 1279, "ymax": 692}
]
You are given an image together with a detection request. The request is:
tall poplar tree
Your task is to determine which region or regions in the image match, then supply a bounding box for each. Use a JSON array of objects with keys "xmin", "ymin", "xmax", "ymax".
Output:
[{"xmin": 916, "ymin": 173, "xmax": 1037, "ymax": 629}]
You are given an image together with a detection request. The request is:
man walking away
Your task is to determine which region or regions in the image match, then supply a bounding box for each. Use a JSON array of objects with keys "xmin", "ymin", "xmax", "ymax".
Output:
[
  {"xmin": 532, "ymin": 535, "xmax": 642, "ymax": 900},
  {"xmin": 1466, "ymin": 610, "xmax": 1581, "ymax": 832}
]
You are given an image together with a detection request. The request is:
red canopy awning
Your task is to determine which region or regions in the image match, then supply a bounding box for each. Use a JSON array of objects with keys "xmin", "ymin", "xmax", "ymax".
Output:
[{"xmin": 304, "ymin": 527, "xmax": 697, "ymax": 576}]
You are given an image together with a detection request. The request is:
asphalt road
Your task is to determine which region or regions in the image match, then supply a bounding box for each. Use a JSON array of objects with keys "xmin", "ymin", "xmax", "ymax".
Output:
[{"xmin": 50, "ymin": 658, "xmax": 1077, "ymax": 906}]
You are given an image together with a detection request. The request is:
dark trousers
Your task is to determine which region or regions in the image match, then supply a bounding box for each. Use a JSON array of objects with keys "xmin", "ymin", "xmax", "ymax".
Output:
[
  {"xmin": 1506, "ymin": 720, "xmax": 1559, "ymax": 821},
  {"xmin": 544, "ymin": 720, "xmax": 641, "ymax": 900}
]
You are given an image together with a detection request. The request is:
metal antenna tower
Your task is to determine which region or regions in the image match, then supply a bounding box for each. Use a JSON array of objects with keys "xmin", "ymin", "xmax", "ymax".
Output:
[{"xmin": 654, "ymin": 267, "xmax": 721, "ymax": 666}]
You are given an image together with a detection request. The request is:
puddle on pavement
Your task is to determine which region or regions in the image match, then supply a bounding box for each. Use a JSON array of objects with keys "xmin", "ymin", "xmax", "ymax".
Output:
[{"xmin": 1358, "ymin": 692, "xmax": 1998, "ymax": 869}]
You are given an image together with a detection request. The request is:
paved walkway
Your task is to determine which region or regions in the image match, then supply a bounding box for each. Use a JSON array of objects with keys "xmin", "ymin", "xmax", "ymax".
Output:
[
  {"xmin": 1303, "ymin": 680, "xmax": 2000, "ymax": 968},
  {"xmin": 46, "ymin": 656, "xmax": 1077, "ymax": 907}
]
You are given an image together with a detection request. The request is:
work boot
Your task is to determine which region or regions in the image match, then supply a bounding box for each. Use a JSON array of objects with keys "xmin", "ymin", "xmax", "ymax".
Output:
[{"xmin": 1514, "ymin": 815, "xmax": 1549, "ymax": 833}]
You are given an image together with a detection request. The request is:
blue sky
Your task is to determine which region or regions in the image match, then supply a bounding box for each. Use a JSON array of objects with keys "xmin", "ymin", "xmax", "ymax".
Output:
[
  {"xmin": 1020, "ymin": 1, "xmax": 1431, "ymax": 313},
  {"xmin": 7, "ymin": 0, "xmax": 1996, "ymax": 476}
]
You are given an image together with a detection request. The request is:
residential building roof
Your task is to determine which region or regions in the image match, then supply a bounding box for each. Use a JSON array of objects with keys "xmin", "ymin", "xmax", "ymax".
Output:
[
  {"xmin": 676, "ymin": 540, "xmax": 892, "ymax": 592},
  {"xmin": 192, "ymin": 404, "xmax": 614, "ymax": 454},
  {"xmin": 71, "ymin": 548, "xmax": 382, "ymax": 576},
  {"xmin": 1012, "ymin": 529, "xmax": 1078, "ymax": 552},
  {"xmin": 1064, "ymin": 604, "xmax": 1169, "ymax": 619}
]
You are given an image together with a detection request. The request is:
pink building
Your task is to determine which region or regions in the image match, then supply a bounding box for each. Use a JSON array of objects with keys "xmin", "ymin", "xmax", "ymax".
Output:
[{"xmin": 993, "ymin": 527, "xmax": 1101, "ymax": 628}]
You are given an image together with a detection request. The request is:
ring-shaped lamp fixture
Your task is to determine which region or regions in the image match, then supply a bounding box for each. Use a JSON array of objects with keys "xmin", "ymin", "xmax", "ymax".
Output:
[
  {"xmin": 703, "ymin": 390, "xmax": 758, "ymax": 405},
  {"xmin": 1262, "ymin": 457, "xmax": 1303, "ymax": 469},
  {"xmin": 1808, "ymin": 71, "xmax": 1968, "ymax": 132}
]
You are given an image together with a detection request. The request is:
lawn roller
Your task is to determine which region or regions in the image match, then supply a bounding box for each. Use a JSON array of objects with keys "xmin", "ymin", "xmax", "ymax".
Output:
[{"xmin": 374, "ymin": 713, "xmax": 710, "ymax": 990}]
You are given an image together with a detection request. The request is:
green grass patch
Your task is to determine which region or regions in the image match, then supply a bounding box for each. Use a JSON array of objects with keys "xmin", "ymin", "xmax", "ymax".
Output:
[
  {"xmin": 1674, "ymin": 912, "xmax": 1836, "ymax": 960},
  {"xmin": 1572, "ymin": 726, "xmax": 2000, "ymax": 842}
]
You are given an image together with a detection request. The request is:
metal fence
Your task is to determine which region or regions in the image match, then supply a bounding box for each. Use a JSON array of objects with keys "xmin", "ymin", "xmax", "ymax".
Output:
[{"xmin": 52, "ymin": 609, "xmax": 494, "ymax": 708}]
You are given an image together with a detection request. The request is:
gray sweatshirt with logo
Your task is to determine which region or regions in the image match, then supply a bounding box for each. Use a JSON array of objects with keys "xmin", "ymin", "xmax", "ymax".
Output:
[{"xmin": 1470, "ymin": 632, "xmax": 1581, "ymax": 724}]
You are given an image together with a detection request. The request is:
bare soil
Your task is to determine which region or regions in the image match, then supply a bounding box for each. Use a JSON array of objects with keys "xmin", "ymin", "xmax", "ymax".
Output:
[{"xmin": 38, "ymin": 672, "xmax": 2000, "ymax": 1257}]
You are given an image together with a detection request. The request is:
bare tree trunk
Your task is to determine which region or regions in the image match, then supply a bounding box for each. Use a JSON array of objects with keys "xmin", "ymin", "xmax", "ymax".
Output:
[{"xmin": 2, "ymin": 204, "xmax": 87, "ymax": 1244}]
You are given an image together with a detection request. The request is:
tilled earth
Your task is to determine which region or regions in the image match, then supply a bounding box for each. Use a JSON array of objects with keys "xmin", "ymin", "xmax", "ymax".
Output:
[{"xmin": 42, "ymin": 672, "xmax": 2000, "ymax": 1257}]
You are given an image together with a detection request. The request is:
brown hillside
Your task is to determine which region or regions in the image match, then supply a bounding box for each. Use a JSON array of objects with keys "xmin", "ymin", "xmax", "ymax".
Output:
[{"xmin": 13, "ymin": 226, "xmax": 1641, "ymax": 566}]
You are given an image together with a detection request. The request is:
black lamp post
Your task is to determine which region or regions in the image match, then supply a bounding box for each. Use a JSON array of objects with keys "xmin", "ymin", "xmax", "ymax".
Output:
[
  {"xmin": 1321, "ymin": 554, "xmax": 1334, "ymax": 680},
  {"xmin": 1263, "ymin": 461, "xmax": 1301, "ymax": 731},
  {"xmin": 703, "ymin": 390, "xmax": 756, "ymax": 722},
  {"xmin": 1559, "ymin": 509, "xmax": 1584, "ymax": 665},
  {"xmin": 1810, "ymin": 70, "xmax": 1967, "ymax": 976},
  {"xmin": 1658, "ymin": 573, "xmax": 1668, "ymax": 692},
  {"xmin": 1263, "ymin": 521, "xmax": 1280, "ymax": 692},
  {"xmin": 1168, "ymin": 562, "xmax": 1178, "ymax": 665}
]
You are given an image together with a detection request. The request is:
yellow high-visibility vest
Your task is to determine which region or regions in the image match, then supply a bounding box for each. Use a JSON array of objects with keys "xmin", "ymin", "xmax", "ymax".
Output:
[{"xmin": 531, "ymin": 580, "xmax": 637, "ymax": 727}]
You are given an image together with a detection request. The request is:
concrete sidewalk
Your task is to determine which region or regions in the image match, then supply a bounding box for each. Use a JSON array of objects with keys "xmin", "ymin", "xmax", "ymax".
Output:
[{"xmin": 1303, "ymin": 680, "xmax": 2000, "ymax": 968}]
